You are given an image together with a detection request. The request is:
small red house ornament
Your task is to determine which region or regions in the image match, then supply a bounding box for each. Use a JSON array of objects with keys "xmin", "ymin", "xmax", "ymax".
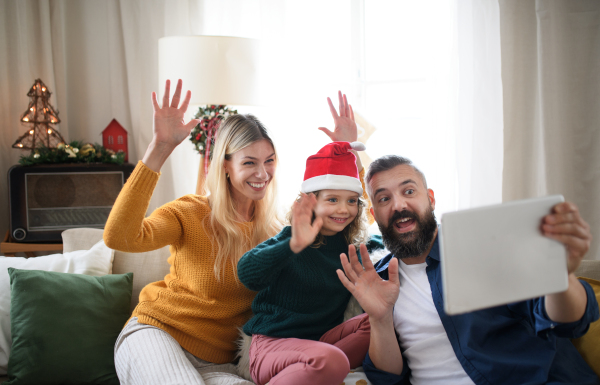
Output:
[{"xmin": 102, "ymin": 119, "xmax": 128, "ymax": 162}]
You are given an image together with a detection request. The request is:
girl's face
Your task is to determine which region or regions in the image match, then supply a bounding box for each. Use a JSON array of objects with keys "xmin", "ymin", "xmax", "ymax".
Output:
[
  {"xmin": 224, "ymin": 139, "xmax": 276, "ymax": 204},
  {"xmin": 313, "ymin": 189, "xmax": 360, "ymax": 236}
]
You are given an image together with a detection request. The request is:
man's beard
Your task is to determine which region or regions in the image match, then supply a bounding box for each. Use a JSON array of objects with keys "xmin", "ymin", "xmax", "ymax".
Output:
[{"xmin": 379, "ymin": 206, "xmax": 437, "ymax": 259}]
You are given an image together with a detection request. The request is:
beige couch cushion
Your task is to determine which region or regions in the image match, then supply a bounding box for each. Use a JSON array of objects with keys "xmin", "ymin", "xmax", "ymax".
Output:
[
  {"xmin": 61, "ymin": 228, "xmax": 170, "ymax": 312},
  {"xmin": 576, "ymin": 260, "xmax": 600, "ymax": 281}
]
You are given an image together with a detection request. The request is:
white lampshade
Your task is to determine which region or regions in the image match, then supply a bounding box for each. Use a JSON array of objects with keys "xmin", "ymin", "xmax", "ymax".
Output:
[{"xmin": 158, "ymin": 36, "xmax": 261, "ymax": 106}]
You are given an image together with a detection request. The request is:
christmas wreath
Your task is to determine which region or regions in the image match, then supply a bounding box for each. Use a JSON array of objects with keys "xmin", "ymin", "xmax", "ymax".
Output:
[
  {"xmin": 189, "ymin": 105, "xmax": 238, "ymax": 161},
  {"xmin": 18, "ymin": 141, "xmax": 126, "ymax": 166}
]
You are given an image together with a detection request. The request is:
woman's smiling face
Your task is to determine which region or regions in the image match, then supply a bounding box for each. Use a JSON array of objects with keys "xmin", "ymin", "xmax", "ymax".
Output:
[
  {"xmin": 224, "ymin": 139, "xmax": 276, "ymax": 205},
  {"xmin": 313, "ymin": 189, "xmax": 360, "ymax": 236}
]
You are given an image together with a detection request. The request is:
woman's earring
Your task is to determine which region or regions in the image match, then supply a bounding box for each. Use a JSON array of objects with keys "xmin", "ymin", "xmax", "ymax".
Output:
[{"xmin": 226, "ymin": 173, "xmax": 230, "ymax": 179}]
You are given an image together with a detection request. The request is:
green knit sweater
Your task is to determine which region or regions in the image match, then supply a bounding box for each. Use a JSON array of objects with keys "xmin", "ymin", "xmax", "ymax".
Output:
[{"xmin": 238, "ymin": 226, "xmax": 383, "ymax": 341}]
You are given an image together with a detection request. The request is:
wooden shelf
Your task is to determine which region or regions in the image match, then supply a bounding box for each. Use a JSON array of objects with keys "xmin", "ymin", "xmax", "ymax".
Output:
[{"xmin": 1, "ymin": 231, "xmax": 63, "ymax": 258}]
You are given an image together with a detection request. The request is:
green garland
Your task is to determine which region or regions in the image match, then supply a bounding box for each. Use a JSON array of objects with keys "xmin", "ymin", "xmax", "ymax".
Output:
[{"xmin": 18, "ymin": 141, "xmax": 126, "ymax": 166}]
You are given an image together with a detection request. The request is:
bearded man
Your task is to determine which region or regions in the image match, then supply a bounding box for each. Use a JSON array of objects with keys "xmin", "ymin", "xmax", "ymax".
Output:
[{"xmin": 337, "ymin": 155, "xmax": 599, "ymax": 385}]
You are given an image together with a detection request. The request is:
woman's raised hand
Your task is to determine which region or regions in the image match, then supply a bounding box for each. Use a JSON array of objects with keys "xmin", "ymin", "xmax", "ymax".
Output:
[
  {"xmin": 143, "ymin": 80, "xmax": 201, "ymax": 172},
  {"xmin": 289, "ymin": 193, "xmax": 323, "ymax": 254},
  {"xmin": 318, "ymin": 90, "xmax": 358, "ymax": 143},
  {"xmin": 151, "ymin": 79, "xmax": 201, "ymax": 148}
]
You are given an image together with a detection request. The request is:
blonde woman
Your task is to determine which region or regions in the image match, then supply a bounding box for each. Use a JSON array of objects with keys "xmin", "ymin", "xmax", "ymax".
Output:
[{"xmin": 105, "ymin": 80, "xmax": 280, "ymax": 385}]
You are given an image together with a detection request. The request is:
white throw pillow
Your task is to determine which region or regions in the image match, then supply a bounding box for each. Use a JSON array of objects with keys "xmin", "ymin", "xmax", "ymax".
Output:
[{"xmin": 0, "ymin": 240, "xmax": 114, "ymax": 375}]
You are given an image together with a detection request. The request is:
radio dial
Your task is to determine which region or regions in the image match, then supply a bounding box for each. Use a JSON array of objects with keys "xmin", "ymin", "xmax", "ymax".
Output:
[{"xmin": 12, "ymin": 228, "xmax": 27, "ymax": 241}]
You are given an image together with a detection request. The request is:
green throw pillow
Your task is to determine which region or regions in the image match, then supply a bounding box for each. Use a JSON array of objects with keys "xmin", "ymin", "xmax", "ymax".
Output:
[{"xmin": 7, "ymin": 268, "xmax": 133, "ymax": 385}]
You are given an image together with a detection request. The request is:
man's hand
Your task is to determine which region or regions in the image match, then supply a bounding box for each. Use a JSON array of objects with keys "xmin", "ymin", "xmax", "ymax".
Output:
[
  {"xmin": 542, "ymin": 202, "xmax": 592, "ymax": 274},
  {"xmin": 542, "ymin": 201, "xmax": 591, "ymax": 323},
  {"xmin": 337, "ymin": 244, "xmax": 400, "ymax": 322},
  {"xmin": 289, "ymin": 193, "xmax": 323, "ymax": 254},
  {"xmin": 338, "ymin": 244, "xmax": 404, "ymax": 375}
]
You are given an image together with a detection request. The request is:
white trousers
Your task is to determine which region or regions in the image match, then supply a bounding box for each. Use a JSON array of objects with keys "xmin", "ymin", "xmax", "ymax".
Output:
[{"xmin": 114, "ymin": 317, "xmax": 255, "ymax": 385}]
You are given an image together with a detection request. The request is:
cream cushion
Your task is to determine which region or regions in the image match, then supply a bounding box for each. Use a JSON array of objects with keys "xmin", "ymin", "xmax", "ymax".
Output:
[
  {"xmin": 576, "ymin": 260, "xmax": 600, "ymax": 281},
  {"xmin": 61, "ymin": 228, "xmax": 170, "ymax": 313}
]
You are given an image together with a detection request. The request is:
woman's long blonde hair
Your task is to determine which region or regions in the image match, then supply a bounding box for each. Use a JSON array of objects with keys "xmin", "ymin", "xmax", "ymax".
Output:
[{"xmin": 205, "ymin": 114, "xmax": 282, "ymax": 281}]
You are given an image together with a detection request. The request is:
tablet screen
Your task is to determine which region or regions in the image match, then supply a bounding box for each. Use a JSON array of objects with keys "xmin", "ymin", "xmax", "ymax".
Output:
[{"xmin": 440, "ymin": 195, "xmax": 568, "ymax": 315}]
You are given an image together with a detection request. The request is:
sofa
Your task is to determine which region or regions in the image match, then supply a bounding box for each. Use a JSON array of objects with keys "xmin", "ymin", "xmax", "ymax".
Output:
[{"xmin": 1, "ymin": 227, "xmax": 599, "ymax": 384}]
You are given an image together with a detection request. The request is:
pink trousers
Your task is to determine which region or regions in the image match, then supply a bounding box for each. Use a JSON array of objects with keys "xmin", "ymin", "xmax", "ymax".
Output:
[{"xmin": 249, "ymin": 313, "xmax": 370, "ymax": 385}]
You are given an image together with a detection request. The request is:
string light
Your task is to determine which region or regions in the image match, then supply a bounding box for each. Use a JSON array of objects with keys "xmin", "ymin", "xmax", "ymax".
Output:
[
  {"xmin": 23, "ymin": 117, "xmax": 29, "ymax": 122},
  {"xmin": 47, "ymin": 129, "xmax": 53, "ymax": 134},
  {"xmin": 17, "ymin": 143, "xmax": 23, "ymax": 148},
  {"xmin": 29, "ymin": 130, "xmax": 34, "ymax": 135},
  {"xmin": 42, "ymin": 87, "xmax": 46, "ymax": 92}
]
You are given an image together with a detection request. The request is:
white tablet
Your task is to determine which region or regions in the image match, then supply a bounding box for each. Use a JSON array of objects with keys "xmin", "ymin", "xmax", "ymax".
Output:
[{"xmin": 439, "ymin": 195, "xmax": 568, "ymax": 315}]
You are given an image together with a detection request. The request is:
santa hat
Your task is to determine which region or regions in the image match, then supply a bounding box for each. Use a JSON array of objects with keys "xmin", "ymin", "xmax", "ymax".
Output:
[{"xmin": 301, "ymin": 141, "xmax": 367, "ymax": 195}]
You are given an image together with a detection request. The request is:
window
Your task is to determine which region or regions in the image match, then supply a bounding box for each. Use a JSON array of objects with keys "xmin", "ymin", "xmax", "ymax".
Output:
[{"xmin": 258, "ymin": 0, "xmax": 460, "ymax": 219}]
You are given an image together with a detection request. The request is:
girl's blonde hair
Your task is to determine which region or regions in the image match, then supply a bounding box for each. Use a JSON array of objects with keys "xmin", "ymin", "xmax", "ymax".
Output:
[
  {"xmin": 205, "ymin": 114, "xmax": 282, "ymax": 281},
  {"xmin": 286, "ymin": 191, "xmax": 370, "ymax": 248}
]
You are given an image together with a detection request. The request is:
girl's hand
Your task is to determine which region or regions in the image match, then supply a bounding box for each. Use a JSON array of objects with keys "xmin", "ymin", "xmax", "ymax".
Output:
[
  {"xmin": 289, "ymin": 193, "xmax": 323, "ymax": 254},
  {"xmin": 142, "ymin": 79, "xmax": 201, "ymax": 172},
  {"xmin": 318, "ymin": 90, "xmax": 358, "ymax": 143}
]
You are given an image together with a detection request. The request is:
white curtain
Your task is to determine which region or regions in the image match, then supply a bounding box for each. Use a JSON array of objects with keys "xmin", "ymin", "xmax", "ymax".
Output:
[
  {"xmin": 1, "ymin": 0, "xmax": 597, "ymax": 261},
  {"xmin": 499, "ymin": 0, "xmax": 600, "ymax": 260},
  {"xmin": 0, "ymin": 0, "xmax": 210, "ymax": 241}
]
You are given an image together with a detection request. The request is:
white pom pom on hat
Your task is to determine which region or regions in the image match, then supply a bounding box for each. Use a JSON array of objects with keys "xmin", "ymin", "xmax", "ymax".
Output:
[
  {"xmin": 300, "ymin": 141, "xmax": 367, "ymax": 195},
  {"xmin": 349, "ymin": 141, "xmax": 366, "ymax": 151}
]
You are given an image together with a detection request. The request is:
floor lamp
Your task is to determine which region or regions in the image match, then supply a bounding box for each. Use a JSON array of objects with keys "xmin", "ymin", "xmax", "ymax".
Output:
[{"xmin": 158, "ymin": 36, "xmax": 261, "ymax": 195}]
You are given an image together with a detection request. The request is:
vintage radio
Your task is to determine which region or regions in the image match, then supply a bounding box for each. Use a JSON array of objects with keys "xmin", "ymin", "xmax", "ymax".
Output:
[{"xmin": 8, "ymin": 163, "xmax": 135, "ymax": 243}]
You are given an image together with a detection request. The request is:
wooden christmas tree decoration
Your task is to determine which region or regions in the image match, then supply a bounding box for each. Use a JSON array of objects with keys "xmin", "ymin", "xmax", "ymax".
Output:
[{"xmin": 12, "ymin": 79, "xmax": 65, "ymax": 151}]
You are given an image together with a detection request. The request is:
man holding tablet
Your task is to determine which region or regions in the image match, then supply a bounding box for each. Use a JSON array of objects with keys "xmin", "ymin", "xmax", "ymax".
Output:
[{"xmin": 337, "ymin": 155, "xmax": 599, "ymax": 385}]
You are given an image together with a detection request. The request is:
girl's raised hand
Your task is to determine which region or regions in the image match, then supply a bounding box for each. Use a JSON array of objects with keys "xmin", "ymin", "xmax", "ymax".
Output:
[
  {"xmin": 289, "ymin": 193, "xmax": 323, "ymax": 254},
  {"xmin": 150, "ymin": 79, "xmax": 201, "ymax": 150},
  {"xmin": 318, "ymin": 90, "xmax": 358, "ymax": 143}
]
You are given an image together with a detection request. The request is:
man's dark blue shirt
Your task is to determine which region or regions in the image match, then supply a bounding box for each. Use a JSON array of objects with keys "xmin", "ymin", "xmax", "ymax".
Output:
[{"xmin": 363, "ymin": 234, "xmax": 600, "ymax": 385}]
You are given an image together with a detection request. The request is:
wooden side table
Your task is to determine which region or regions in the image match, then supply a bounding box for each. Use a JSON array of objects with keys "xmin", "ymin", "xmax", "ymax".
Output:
[{"xmin": 1, "ymin": 231, "xmax": 63, "ymax": 258}]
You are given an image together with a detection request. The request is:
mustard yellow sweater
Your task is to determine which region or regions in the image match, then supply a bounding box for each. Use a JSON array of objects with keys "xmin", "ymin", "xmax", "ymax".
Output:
[{"xmin": 104, "ymin": 161, "xmax": 256, "ymax": 364}]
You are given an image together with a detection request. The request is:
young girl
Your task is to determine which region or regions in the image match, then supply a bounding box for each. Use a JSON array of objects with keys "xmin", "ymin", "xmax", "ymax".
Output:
[{"xmin": 237, "ymin": 141, "xmax": 383, "ymax": 385}]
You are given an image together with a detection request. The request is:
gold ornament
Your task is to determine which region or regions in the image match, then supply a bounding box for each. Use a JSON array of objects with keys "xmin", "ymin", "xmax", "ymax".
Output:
[{"xmin": 80, "ymin": 144, "xmax": 96, "ymax": 156}]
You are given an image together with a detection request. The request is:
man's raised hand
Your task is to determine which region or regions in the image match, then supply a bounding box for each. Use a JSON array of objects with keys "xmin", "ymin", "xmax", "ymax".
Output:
[{"xmin": 337, "ymin": 244, "xmax": 400, "ymax": 322}]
